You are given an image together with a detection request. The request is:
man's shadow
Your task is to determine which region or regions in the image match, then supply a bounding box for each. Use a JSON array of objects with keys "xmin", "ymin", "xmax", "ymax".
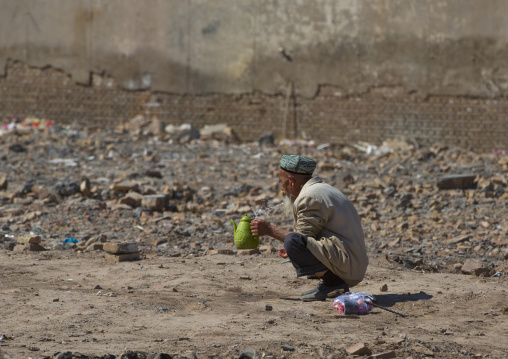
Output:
[
  {"xmin": 280, "ymin": 291, "xmax": 433, "ymax": 304},
  {"xmin": 374, "ymin": 291, "xmax": 433, "ymax": 308}
]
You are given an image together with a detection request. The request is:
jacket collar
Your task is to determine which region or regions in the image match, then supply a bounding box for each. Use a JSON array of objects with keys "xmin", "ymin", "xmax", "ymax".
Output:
[{"xmin": 299, "ymin": 176, "xmax": 322, "ymax": 195}]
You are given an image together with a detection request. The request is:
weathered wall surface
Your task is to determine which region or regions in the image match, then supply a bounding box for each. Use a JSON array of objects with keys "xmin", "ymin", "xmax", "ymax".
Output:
[
  {"xmin": 3, "ymin": 0, "xmax": 508, "ymax": 97},
  {"xmin": 1, "ymin": 0, "xmax": 508, "ymax": 151}
]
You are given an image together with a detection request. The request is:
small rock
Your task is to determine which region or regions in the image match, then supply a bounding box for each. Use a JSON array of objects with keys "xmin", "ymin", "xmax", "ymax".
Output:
[
  {"xmin": 238, "ymin": 348, "xmax": 261, "ymax": 359},
  {"xmin": 265, "ymin": 304, "xmax": 273, "ymax": 311},
  {"xmin": 258, "ymin": 132, "xmax": 275, "ymax": 148},
  {"xmin": 437, "ymin": 174, "xmax": 477, "ymax": 190},
  {"xmin": 379, "ymin": 284, "xmax": 388, "ymax": 292},
  {"xmin": 80, "ymin": 179, "xmax": 91, "ymax": 197},
  {"xmin": 153, "ymin": 354, "xmax": 172, "ymax": 359},
  {"xmin": 144, "ymin": 118, "xmax": 165, "ymax": 137},
  {"xmin": 33, "ymin": 185, "xmax": 57, "ymax": 201},
  {"xmin": 259, "ymin": 244, "xmax": 276, "ymax": 253},
  {"xmin": 16, "ymin": 235, "xmax": 41, "ymax": 244},
  {"xmin": 54, "ymin": 181, "xmax": 80, "ymax": 197},
  {"xmin": 200, "ymin": 123, "xmax": 240, "ymax": 143},
  {"xmin": 87, "ymin": 243, "xmax": 104, "ymax": 251},
  {"xmin": 142, "ymin": 194, "xmax": 167, "ymax": 211},
  {"xmin": 446, "ymin": 234, "xmax": 472, "ymax": 245},
  {"xmin": 0, "ymin": 176, "xmax": 7, "ymax": 190},
  {"xmin": 112, "ymin": 182, "xmax": 141, "ymax": 193},
  {"xmin": 119, "ymin": 191, "xmax": 144, "ymax": 208},
  {"xmin": 237, "ymin": 249, "xmax": 261, "ymax": 256},
  {"xmin": 9, "ymin": 144, "xmax": 26, "ymax": 152},
  {"xmin": 281, "ymin": 344, "xmax": 294, "ymax": 352},
  {"xmin": 14, "ymin": 243, "xmax": 46, "ymax": 252},
  {"xmin": 461, "ymin": 260, "xmax": 490, "ymax": 276},
  {"xmin": 346, "ymin": 342, "xmax": 372, "ymax": 356},
  {"xmin": 145, "ymin": 169, "xmax": 163, "ymax": 178},
  {"xmin": 120, "ymin": 350, "xmax": 149, "ymax": 359},
  {"xmin": 369, "ymin": 351, "xmax": 396, "ymax": 359},
  {"xmin": 208, "ymin": 249, "xmax": 235, "ymax": 255},
  {"xmin": 56, "ymin": 352, "xmax": 73, "ymax": 359},
  {"xmin": 105, "ymin": 252, "xmax": 140, "ymax": 263}
]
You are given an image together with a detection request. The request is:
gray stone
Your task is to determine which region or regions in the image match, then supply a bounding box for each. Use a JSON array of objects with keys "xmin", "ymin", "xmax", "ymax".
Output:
[
  {"xmin": 0, "ymin": 176, "xmax": 7, "ymax": 190},
  {"xmin": 238, "ymin": 349, "xmax": 260, "ymax": 359},
  {"xmin": 346, "ymin": 342, "xmax": 372, "ymax": 356},
  {"xmin": 461, "ymin": 260, "xmax": 490, "ymax": 276},
  {"xmin": 437, "ymin": 174, "xmax": 476, "ymax": 190},
  {"xmin": 142, "ymin": 194, "xmax": 167, "ymax": 211},
  {"xmin": 281, "ymin": 344, "xmax": 294, "ymax": 352}
]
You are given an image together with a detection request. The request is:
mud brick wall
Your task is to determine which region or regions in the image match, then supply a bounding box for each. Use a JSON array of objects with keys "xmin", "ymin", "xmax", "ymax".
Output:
[{"xmin": 1, "ymin": 63, "xmax": 507, "ymax": 153}]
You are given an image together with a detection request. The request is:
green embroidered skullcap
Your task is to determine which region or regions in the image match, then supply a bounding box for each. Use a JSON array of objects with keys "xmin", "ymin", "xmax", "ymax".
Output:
[{"xmin": 280, "ymin": 154, "xmax": 316, "ymax": 175}]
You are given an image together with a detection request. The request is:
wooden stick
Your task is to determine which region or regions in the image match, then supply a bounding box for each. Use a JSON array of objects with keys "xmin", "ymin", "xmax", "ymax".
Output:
[{"xmin": 372, "ymin": 302, "xmax": 407, "ymax": 317}]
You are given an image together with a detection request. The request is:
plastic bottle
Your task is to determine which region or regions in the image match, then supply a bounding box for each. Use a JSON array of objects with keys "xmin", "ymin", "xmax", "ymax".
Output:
[{"xmin": 333, "ymin": 292, "xmax": 374, "ymax": 315}]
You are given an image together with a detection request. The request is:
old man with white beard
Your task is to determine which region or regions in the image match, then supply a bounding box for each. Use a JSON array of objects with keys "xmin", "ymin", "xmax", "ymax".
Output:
[{"xmin": 251, "ymin": 154, "xmax": 369, "ymax": 301}]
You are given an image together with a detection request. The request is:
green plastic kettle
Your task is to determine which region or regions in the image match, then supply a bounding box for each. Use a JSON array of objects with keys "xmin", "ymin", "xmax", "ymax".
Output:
[{"xmin": 231, "ymin": 214, "xmax": 259, "ymax": 249}]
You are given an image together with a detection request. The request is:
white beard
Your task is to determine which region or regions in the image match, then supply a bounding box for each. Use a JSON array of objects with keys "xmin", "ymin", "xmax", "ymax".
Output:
[{"xmin": 282, "ymin": 195, "xmax": 294, "ymax": 216}]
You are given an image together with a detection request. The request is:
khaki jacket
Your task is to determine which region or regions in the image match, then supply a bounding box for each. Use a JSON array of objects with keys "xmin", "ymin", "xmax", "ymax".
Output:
[{"xmin": 292, "ymin": 177, "xmax": 368, "ymax": 287}]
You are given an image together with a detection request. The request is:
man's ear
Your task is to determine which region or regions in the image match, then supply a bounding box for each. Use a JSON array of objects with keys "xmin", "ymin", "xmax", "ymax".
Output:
[{"xmin": 288, "ymin": 175, "xmax": 297, "ymax": 191}]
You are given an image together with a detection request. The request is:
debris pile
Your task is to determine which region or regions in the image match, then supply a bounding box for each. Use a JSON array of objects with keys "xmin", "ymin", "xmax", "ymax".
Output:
[{"xmin": 0, "ymin": 115, "xmax": 506, "ymax": 279}]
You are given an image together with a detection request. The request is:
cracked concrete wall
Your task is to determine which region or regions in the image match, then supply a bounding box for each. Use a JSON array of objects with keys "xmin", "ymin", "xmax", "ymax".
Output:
[{"xmin": 2, "ymin": 0, "xmax": 508, "ymax": 98}]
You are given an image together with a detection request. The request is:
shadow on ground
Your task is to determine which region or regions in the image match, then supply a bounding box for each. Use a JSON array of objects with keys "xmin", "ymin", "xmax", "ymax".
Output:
[{"xmin": 374, "ymin": 291, "xmax": 433, "ymax": 307}]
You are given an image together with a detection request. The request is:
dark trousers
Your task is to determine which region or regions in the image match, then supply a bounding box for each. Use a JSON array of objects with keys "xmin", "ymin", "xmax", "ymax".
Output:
[{"xmin": 284, "ymin": 232, "xmax": 328, "ymax": 277}]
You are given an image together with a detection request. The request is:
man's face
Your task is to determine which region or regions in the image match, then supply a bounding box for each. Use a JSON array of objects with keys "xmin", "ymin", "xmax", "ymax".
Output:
[
  {"xmin": 278, "ymin": 168, "xmax": 292, "ymax": 199},
  {"xmin": 279, "ymin": 168, "xmax": 294, "ymax": 215}
]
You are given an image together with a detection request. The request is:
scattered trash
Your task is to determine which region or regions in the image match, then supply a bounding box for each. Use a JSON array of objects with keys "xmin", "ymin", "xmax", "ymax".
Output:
[
  {"xmin": 49, "ymin": 158, "xmax": 79, "ymax": 167},
  {"xmin": 316, "ymin": 143, "xmax": 330, "ymax": 151},
  {"xmin": 0, "ymin": 116, "xmax": 53, "ymax": 137}
]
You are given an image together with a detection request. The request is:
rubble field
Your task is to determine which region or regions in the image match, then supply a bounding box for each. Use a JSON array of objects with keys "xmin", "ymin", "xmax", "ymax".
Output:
[{"xmin": 1, "ymin": 117, "xmax": 508, "ymax": 359}]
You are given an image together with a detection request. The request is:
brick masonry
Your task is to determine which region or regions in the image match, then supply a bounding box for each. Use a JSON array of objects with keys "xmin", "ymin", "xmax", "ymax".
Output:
[{"xmin": 1, "ymin": 62, "xmax": 507, "ymax": 153}]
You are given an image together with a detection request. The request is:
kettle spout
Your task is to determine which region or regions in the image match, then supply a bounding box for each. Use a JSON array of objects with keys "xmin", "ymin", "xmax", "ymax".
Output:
[{"xmin": 231, "ymin": 219, "xmax": 237, "ymax": 233}]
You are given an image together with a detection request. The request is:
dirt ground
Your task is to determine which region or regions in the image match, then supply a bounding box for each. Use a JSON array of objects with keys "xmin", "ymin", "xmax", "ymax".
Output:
[
  {"xmin": 1, "ymin": 119, "xmax": 508, "ymax": 358},
  {"xmin": 1, "ymin": 250, "xmax": 507, "ymax": 359}
]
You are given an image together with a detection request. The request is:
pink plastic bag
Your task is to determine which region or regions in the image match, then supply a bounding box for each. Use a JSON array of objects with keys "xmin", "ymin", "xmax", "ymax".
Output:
[{"xmin": 333, "ymin": 292, "xmax": 374, "ymax": 315}]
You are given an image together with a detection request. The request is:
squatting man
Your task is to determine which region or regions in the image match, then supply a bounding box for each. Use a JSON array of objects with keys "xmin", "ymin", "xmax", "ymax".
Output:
[{"xmin": 251, "ymin": 154, "xmax": 369, "ymax": 301}]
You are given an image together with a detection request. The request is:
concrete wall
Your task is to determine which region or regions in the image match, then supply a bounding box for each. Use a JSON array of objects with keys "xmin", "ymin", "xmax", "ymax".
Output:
[
  {"xmin": 1, "ymin": 0, "xmax": 508, "ymax": 151},
  {"xmin": 3, "ymin": 0, "xmax": 508, "ymax": 97}
]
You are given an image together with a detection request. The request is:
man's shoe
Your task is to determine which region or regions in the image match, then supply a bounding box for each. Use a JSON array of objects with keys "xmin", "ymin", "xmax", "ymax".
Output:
[
  {"xmin": 300, "ymin": 281, "xmax": 325, "ymax": 296},
  {"xmin": 300, "ymin": 283, "xmax": 349, "ymax": 302}
]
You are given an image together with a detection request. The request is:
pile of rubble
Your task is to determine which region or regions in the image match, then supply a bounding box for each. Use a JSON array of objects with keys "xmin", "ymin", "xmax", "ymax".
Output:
[{"xmin": 0, "ymin": 115, "xmax": 507, "ymax": 278}]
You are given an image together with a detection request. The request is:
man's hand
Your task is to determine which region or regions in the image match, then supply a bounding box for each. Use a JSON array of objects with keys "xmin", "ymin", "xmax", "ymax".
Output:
[
  {"xmin": 250, "ymin": 218, "xmax": 291, "ymax": 243},
  {"xmin": 278, "ymin": 248, "xmax": 288, "ymax": 259},
  {"xmin": 250, "ymin": 218, "xmax": 271, "ymax": 237}
]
